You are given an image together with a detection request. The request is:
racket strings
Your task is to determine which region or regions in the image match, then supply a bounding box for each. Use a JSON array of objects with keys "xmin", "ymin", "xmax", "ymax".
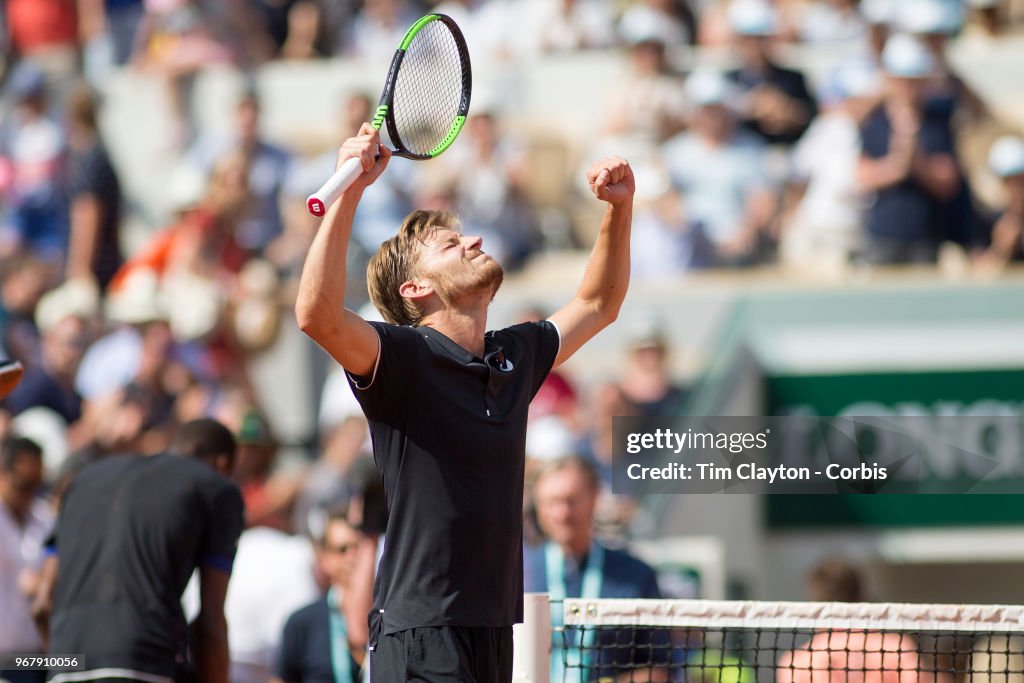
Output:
[{"xmin": 393, "ymin": 21, "xmax": 467, "ymax": 156}]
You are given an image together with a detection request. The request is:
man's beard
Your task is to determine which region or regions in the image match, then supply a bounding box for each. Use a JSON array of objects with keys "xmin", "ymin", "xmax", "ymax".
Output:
[{"xmin": 435, "ymin": 257, "xmax": 505, "ymax": 308}]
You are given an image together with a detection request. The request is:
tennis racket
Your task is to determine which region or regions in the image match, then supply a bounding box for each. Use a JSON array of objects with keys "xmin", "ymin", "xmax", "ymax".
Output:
[
  {"xmin": 0, "ymin": 360, "xmax": 23, "ymax": 400},
  {"xmin": 307, "ymin": 14, "xmax": 472, "ymax": 217}
]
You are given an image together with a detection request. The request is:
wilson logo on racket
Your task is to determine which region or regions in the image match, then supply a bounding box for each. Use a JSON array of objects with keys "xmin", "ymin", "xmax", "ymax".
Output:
[{"xmin": 307, "ymin": 14, "xmax": 472, "ymax": 217}]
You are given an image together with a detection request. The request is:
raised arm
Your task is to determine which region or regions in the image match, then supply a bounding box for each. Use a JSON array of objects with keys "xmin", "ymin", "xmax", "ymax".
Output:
[
  {"xmin": 549, "ymin": 157, "xmax": 634, "ymax": 368},
  {"xmin": 295, "ymin": 124, "xmax": 392, "ymax": 377}
]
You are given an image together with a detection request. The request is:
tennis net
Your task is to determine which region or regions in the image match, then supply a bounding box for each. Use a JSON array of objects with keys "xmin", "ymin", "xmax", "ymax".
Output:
[{"xmin": 533, "ymin": 597, "xmax": 1024, "ymax": 683}]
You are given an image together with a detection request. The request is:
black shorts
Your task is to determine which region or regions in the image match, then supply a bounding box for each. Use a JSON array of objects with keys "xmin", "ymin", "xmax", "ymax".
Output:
[{"xmin": 370, "ymin": 625, "xmax": 513, "ymax": 683}]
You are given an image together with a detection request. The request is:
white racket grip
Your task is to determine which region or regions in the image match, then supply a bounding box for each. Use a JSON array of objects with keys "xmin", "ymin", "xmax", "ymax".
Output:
[{"xmin": 307, "ymin": 156, "xmax": 364, "ymax": 217}]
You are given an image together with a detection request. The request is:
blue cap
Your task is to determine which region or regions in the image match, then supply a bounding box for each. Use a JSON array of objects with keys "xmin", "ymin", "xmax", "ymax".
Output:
[{"xmin": 9, "ymin": 64, "xmax": 46, "ymax": 100}]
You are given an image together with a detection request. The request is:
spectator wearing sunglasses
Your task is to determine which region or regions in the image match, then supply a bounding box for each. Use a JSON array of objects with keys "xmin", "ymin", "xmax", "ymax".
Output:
[{"xmin": 275, "ymin": 505, "xmax": 377, "ymax": 683}]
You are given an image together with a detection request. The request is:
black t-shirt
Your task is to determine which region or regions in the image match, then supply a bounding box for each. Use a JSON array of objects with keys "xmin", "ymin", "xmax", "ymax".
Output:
[
  {"xmin": 860, "ymin": 105, "xmax": 959, "ymax": 242},
  {"xmin": 277, "ymin": 598, "xmax": 362, "ymax": 683},
  {"xmin": 68, "ymin": 142, "xmax": 123, "ymax": 290},
  {"xmin": 348, "ymin": 320, "xmax": 560, "ymax": 636},
  {"xmin": 48, "ymin": 454, "xmax": 244, "ymax": 681},
  {"xmin": 727, "ymin": 62, "xmax": 817, "ymax": 146}
]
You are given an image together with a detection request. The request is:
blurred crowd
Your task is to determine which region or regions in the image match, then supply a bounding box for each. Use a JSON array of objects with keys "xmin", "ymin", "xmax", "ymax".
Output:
[
  {"xmin": 0, "ymin": 0, "xmax": 1022, "ymax": 284},
  {"xmin": 3, "ymin": 0, "xmax": 1024, "ymax": 680}
]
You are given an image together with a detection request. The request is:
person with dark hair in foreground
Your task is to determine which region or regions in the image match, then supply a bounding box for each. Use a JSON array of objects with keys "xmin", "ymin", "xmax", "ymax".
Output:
[
  {"xmin": 0, "ymin": 436, "xmax": 52, "ymax": 683},
  {"xmin": 38, "ymin": 418, "xmax": 245, "ymax": 683},
  {"xmin": 296, "ymin": 123, "xmax": 633, "ymax": 682},
  {"xmin": 274, "ymin": 505, "xmax": 378, "ymax": 683}
]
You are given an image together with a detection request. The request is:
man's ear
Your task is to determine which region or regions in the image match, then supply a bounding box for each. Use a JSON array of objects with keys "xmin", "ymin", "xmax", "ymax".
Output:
[{"xmin": 398, "ymin": 279, "xmax": 433, "ymax": 303}]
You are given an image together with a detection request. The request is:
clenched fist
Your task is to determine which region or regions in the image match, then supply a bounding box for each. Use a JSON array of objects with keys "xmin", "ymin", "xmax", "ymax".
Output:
[{"xmin": 586, "ymin": 157, "xmax": 635, "ymax": 205}]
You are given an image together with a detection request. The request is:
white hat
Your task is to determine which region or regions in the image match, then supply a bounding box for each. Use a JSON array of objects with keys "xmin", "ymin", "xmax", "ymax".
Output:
[
  {"xmin": 989, "ymin": 136, "xmax": 1024, "ymax": 178},
  {"xmin": 161, "ymin": 272, "xmax": 224, "ymax": 342},
  {"xmin": 167, "ymin": 164, "xmax": 206, "ymax": 212},
  {"xmin": 13, "ymin": 407, "xmax": 69, "ymax": 479},
  {"xmin": 106, "ymin": 268, "xmax": 167, "ymax": 324},
  {"xmin": 822, "ymin": 60, "xmax": 883, "ymax": 104},
  {"xmin": 881, "ymin": 33, "xmax": 937, "ymax": 78},
  {"xmin": 35, "ymin": 279, "xmax": 100, "ymax": 333},
  {"xmin": 861, "ymin": 0, "xmax": 897, "ymax": 24},
  {"xmin": 619, "ymin": 6, "xmax": 675, "ymax": 46},
  {"xmin": 525, "ymin": 415, "xmax": 577, "ymax": 462},
  {"xmin": 632, "ymin": 160, "xmax": 672, "ymax": 202},
  {"xmin": 728, "ymin": 0, "xmax": 779, "ymax": 36},
  {"xmin": 625, "ymin": 315, "xmax": 667, "ymax": 350},
  {"xmin": 894, "ymin": 0, "xmax": 964, "ymax": 35},
  {"xmin": 686, "ymin": 69, "xmax": 737, "ymax": 108}
]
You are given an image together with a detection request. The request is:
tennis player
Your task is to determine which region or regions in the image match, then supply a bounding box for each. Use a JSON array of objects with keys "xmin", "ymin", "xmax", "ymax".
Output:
[{"xmin": 296, "ymin": 123, "xmax": 634, "ymax": 682}]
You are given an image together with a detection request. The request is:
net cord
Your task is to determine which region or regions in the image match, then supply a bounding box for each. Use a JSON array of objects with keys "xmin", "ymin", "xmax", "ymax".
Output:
[{"xmin": 562, "ymin": 599, "xmax": 1024, "ymax": 633}]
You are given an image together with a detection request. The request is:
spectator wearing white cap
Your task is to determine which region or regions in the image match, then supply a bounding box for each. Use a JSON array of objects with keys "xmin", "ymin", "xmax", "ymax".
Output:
[
  {"xmin": 519, "ymin": 0, "xmax": 618, "ymax": 55},
  {"xmin": 75, "ymin": 268, "xmax": 168, "ymax": 402},
  {"xmin": 602, "ymin": 13, "xmax": 688, "ymax": 147},
  {"xmin": 857, "ymin": 33, "xmax": 965, "ymax": 264},
  {"xmin": 1, "ymin": 280, "xmax": 98, "ymax": 427},
  {"xmin": 793, "ymin": 0, "xmax": 868, "ymax": 46},
  {"xmin": 892, "ymin": 0, "xmax": 984, "ymax": 251},
  {"xmin": 781, "ymin": 60, "xmax": 882, "ymax": 271},
  {"xmin": 663, "ymin": 69, "xmax": 777, "ymax": 266},
  {"xmin": 860, "ymin": 0, "xmax": 897, "ymax": 61},
  {"xmin": 894, "ymin": 0, "xmax": 989, "ymax": 125},
  {"xmin": 618, "ymin": 0, "xmax": 693, "ymax": 53},
  {"xmin": 616, "ymin": 316, "xmax": 687, "ymax": 417},
  {"xmin": 725, "ymin": 0, "xmax": 817, "ymax": 147},
  {"xmin": 977, "ymin": 136, "xmax": 1024, "ymax": 269}
]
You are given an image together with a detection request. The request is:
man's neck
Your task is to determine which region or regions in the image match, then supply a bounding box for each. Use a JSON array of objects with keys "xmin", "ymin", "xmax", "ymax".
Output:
[
  {"xmin": 421, "ymin": 305, "xmax": 489, "ymax": 358},
  {"xmin": 561, "ymin": 536, "xmax": 592, "ymax": 561}
]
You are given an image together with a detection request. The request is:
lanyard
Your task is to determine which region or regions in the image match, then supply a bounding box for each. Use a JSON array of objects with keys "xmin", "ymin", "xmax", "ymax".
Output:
[
  {"xmin": 545, "ymin": 541, "xmax": 604, "ymax": 683},
  {"xmin": 328, "ymin": 587, "xmax": 354, "ymax": 683}
]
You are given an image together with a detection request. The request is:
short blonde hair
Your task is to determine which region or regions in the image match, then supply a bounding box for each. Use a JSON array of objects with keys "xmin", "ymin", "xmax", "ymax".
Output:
[{"xmin": 367, "ymin": 210, "xmax": 460, "ymax": 326}]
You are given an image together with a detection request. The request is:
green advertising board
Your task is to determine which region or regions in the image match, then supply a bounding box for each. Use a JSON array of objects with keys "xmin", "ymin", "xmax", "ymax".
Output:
[{"xmin": 766, "ymin": 368, "xmax": 1024, "ymax": 528}]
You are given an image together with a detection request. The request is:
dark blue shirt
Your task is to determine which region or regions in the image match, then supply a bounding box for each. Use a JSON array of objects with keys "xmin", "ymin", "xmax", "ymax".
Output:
[
  {"xmin": 3, "ymin": 366, "xmax": 81, "ymax": 423},
  {"xmin": 860, "ymin": 105, "xmax": 959, "ymax": 242},
  {"xmin": 277, "ymin": 598, "xmax": 362, "ymax": 683},
  {"xmin": 523, "ymin": 543, "xmax": 662, "ymax": 599},
  {"xmin": 69, "ymin": 141, "xmax": 123, "ymax": 290},
  {"xmin": 524, "ymin": 543, "xmax": 668, "ymax": 681}
]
